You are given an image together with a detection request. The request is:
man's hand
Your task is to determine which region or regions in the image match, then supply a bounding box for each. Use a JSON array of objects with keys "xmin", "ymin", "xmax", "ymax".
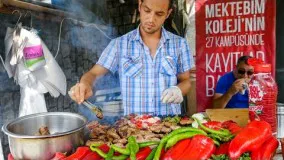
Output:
[
  {"xmin": 69, "ymin": 82, "xmax": 93, "ymax": 104},
  {"xmin": 229, "ymin": 78, "xmax": 248, "ymax": 95},
  {"xmin": 68, "ymin": 65, "xmax": 109, "ymax": 104},
  {"xmin": 161, "ymin": 86, "xmax": 183, "ymax": 104}
]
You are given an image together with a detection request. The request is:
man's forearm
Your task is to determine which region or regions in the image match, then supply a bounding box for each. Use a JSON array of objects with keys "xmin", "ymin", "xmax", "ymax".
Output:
[
  {"xmin": 80, "ymin": 64, "xmax": 109, "ymax": 87},
  {"xmin": 177, "ymin": 71, "xmax": 191, "ymax": 95},
  {"xmin": 213, "ymin": 91, "xmax": 234, "ymax": 109},
  {"xmin": 177, "ymin": 79, "xmax": 191, "ymax": 96},
  {"xmin": 80, "ymin": 71, "xmax": 96, "ymax": 87}
]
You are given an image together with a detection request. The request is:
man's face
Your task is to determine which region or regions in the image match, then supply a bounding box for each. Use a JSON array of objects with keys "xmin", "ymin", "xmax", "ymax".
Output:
[
  {"xmin": 235, "ymin": 61, "xmax": 254, "ymax": 79},
  {"xmin": 138, "ymin": 0, "xmax": 172, "ymax": 34}
]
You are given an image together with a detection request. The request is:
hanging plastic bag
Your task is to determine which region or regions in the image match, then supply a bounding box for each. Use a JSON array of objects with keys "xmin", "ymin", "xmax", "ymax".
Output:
[
  {"xmin": 16, "ymin": 61, "xmax": 48, "ymax": 117},
  {"xmin": 5, "ymin": 26, "xmax": 66, "ymax": 97},
  {"xmin": 19, "ymin": 86, "xmax": 47, "ymax": 117},
  {"xmin": 32, "ymin": 41, "xmax": 66, "ymax": 97},
  {"xmin": 3, "ymin": 26, "xmax": 66, "ymax": 117},
  {"xmin": 22, "ymin": 28, "xmax": 46, "ymax": 71}
]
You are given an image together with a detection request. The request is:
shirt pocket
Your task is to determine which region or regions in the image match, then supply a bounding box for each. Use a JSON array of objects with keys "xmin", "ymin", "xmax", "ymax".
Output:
[
  {"xmin": 122, "ymin": 56, "xmax": 143, "ymax": 78},
  {"xmin": 160, "ymin": 56, "xmax": 177, "ymax": 76}
]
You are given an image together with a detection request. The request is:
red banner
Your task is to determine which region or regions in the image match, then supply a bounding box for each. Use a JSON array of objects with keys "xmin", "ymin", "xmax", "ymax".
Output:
[{"xmin": 195, "ymin": 0, "xmax": 276, "ymax": 112}]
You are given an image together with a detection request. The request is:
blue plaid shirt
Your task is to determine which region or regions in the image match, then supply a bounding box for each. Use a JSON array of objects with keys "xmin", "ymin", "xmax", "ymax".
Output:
[{"xmin": 97, "ymin": 27, "xmax": 194, "ymax": 116}]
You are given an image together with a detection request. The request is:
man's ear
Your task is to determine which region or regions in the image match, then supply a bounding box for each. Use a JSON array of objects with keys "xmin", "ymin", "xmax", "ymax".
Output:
[
  {"xmin": 138, "ymin": 0, "xmax": 142, "ymax": 12},
  {"xmin": 166, "ymin": 8, "xmax": 173, "ymax": 19}
]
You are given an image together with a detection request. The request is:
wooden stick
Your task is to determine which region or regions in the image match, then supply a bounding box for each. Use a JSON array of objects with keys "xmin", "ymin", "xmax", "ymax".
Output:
[
  {"xmin": 0, "ymin": 0, "xmax": 3, "ymax": 8},
  {"xmin": 3, "ymin": 0, "xmax": 74, "ymax": 17}
]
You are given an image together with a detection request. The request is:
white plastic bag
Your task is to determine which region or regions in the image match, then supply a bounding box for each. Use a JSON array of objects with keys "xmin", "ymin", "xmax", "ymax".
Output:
[
  {"xmin": 16, "ymin": 61, "xmax": 48, "ymax": 117},
  {"xmin": 32, "ymin": 41, "xmax": 66, "ymax": 96},
  {"xmin": 3, "ymin": 26, "xmax": 66, "ymax": 117},
  {"xmin": 22, "ymin": 28, "xmax": 46, "ymax": 71},
  {"xmin": 19, "ymin": 86, "xmax": 47, "ymax": 117}
]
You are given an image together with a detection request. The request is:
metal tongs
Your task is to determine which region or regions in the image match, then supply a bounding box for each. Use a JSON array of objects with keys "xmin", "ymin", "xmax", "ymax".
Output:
[
  {"xmin": 68, "ymin": 91, "xmax": 104, "ymax": 119},
  {"xmin": 82, "ymin": 100, "xmax": 104, "ymax": 119}
]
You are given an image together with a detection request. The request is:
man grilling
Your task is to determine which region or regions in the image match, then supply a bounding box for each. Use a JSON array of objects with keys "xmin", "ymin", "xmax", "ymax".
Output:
[{"xmin": 70, "ymin": 0, "xmax": 194, "ymax": 116}]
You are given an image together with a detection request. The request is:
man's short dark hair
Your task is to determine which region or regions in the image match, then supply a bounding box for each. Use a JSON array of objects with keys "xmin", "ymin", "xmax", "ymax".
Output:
[
  {"xmin": 237, "ymin": 55, "xmax": 252, "ymax": 65},
  {"xmin": 168, "ymin": 0, "xmax": 173, "ymax": 9},
  {"xmin": 141, "ymin": 0, "xmax": 173, "ymax": 9}
]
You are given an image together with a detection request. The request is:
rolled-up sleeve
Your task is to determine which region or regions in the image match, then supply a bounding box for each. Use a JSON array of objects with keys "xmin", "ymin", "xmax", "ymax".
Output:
[
  {"xmin": 177, "ymin": 39, "xmax": 195, "ymax": 74},
  {"xmin": 96, "ymin": 39, "xmax": 119, "ymax": 74}
]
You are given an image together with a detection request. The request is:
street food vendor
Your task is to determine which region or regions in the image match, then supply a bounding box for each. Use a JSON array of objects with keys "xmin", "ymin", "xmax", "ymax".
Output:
[
  {"xmin": 212, "ymin": 56, "xmax": 254, "ymax": 109},
  {"xmin": 70, "ymin": 0, "xmax": 194, "ymax": 115}
]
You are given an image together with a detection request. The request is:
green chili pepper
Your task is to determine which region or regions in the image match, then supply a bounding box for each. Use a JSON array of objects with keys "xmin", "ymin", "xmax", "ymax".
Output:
[
  {"xmin": 153, "ymin": 127, "xmax": 206, "ymax": 160},
  {"xmin": 91, "ymin": 147, "xmax": 107, "ymax": 158},
  {"xmin": 138, "ymin": 141, "xmax": 160, "ymax": 148},
  {"xmin": 145, "ymin": 147, "xmax": 158, "ymax": 160},
  {"xmin": 129, "ymin": 147, "xmax": 136, "ymax": 160},
  {"xmin": 111, "ymin": 144, "xmax": 130, "ymax": 155},
  {"xmin": 89, "ymin": 144, "xmax": 99, "ymax": 151},
  {"xmin": 209, "ymin": 133, "xmax": 222, "ymax": 141},
  {"xmin": 112, "ymin": 154, "xmax": 129, "ymax": 160},
  {"xmin": 128, "ymin": 136, "xmax": 139, "ymax": 153},
  {"xmin": 211, "ymin": 154, "xmax": 230, "ymax": 160},
  {"xmin": 106, "ymin": 148, "xmax": 115, "ymax": 160},
  {"xmin": 212, "ymin": 138, "xmax": 220, "ymax": 146},
  {"xmin": 165, "ymin": 131, "xmax": 206, "ymax": 149},
  {"xmin": 89, "ymin": 142, "xmax": 103, "ymax": 148},
  {"xmin": 208, "ymin": 133, "xmax": 223, "ymax": 145},
  {"xmin": 128, "ymin": 136, "xmax": 139, "ymax": 160},
  {"xmin": 193, "ymin": 118, "xmax": 231, "ymax": 136}
]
